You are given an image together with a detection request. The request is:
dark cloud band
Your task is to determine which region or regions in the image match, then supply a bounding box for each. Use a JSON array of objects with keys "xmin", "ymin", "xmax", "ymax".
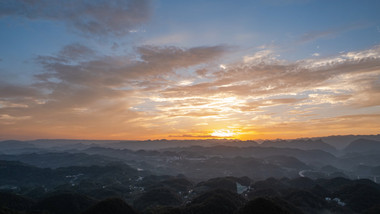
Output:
[{"xmin": 0, "ymin": 0, "xmax": 152, "ymax": 37}]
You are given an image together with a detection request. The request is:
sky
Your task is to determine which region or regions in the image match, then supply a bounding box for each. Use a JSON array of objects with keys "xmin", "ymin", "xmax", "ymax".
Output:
[{"xmin": 0, "ymin": 0, "xmax": 380, "ymax": 140}]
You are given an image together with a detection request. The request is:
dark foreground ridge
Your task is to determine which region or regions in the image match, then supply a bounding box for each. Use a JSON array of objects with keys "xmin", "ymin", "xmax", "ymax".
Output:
[
  {"xmin": 1, "ymin": 160, "xmax": 380, "ymax": 213},
  {"xmin": 1, "ymin": 135, "xmax": 380, "ymax": 213}
]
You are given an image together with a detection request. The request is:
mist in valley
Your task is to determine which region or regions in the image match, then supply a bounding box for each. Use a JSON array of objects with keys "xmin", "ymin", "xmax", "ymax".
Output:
[{"xmin": 1, "ymin": 135, "xmax": 380, "ymax": 213}]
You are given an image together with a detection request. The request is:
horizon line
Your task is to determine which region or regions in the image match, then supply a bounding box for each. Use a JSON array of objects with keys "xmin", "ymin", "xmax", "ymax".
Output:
[{"xmin": 2, "ymin": 133, "xmax": 380, "ymax": 142}]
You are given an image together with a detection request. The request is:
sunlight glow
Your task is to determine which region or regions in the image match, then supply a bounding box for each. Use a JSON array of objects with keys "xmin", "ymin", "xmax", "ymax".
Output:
[{"xmin": 211, "ymin": 129, "xmax": 235, "ymax": 138}]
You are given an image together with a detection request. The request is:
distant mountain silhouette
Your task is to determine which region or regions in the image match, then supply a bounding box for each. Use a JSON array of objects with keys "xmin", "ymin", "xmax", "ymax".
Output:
[
  {"xmin": 184, "ymin": 189, "xmax": 245, "ymax": 214},
  {"xmin": 0, "ymin": 174, "xmax": 379, "ymax": 214},
  {"xmin": 316, "ymin": 177, "xmax": 353, "ymax": 192},
  {"xmin": 0, "ymin": 160, "xmax": 139, "ymax": 188},
  {"xmin": 2, "ymin": 136, "xmax": 380, "ymax": 214},
  {"xmin": 315, "ymin": 134, "xmax": 380, "ymax": 149},
  {"xmin": 344, "ymin": 139, "xmax": 380, "ymax": 154},
  {"xmin": 195, "ymin": 177, "xmax": 240, "ymax": 193},
  {"xmin": 0, "ymin": 192, "xmax": 34, "ymax": 212},
  {"xmin": 0, "ymin": 140, "xmax": 36, "ymax": 154},
  {"xmin": 365, "ymin": 204, "xmax": 380, "ymax": 214},
  {"xmin": 287, "ymin": 177, "xmax": 316, "ymax": 189},
  {"xmin": 133, "ymin": 187, "xmax": 182, "ymax": 211},
  {"xmin": 83, "ymin": 198, "xmax": 137, "ymax": 214},
  {"xmin": 0, "ymin": 152, "xmax": 119, "ymax": 168},
  {"xmin": 333, "ymin": 183, "xmax": 380, "ymax": 213},
  {"xmin": 284, "ymin": 190, "xmax": 328, "ymax": 213},
  {"xmin": 237, "ymin": 197, "xmax": 298, "ymax": 214},
  {"xmin": 32, "ymin": 192, "xmax": 95, "ymax": 214},
  {"xmin": 261, "ymin": 139, "xmax": 337, "ymax": 153},
  {"xmin": 264, "ymin": 156, "xmax": 309, "ymax": 170}
]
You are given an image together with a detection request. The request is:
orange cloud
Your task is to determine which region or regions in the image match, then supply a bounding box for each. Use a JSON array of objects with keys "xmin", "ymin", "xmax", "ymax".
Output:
[{"xmin": 1, "ymin": 45, "xmax": 380, "ymax": 140}]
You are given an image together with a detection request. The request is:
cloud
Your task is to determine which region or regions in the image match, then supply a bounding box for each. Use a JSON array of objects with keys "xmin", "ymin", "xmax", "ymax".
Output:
[
  {"xmin": 168, "ymin": 134, "xmax": 214, "ymax": 138},
  {"xmin": 33, "ymin": 44, "xmax": 229, "ymax": 110},
  {"xmin": 144, "ymin": 33, "xmax": 190, "ymax": 45},
  {"xmin": 298, "ymin": 22, "xmax": 370, "ymax": 43},
  {"xmin": 1, "ymin": 42, "xmax": 380, "ymax": 140},
  {"xmin": 161, "ymin": 46, "xmax": 380, "ymax": 103},
  {"xmin": 0, "ymin": 0, "xmax": 152, "ymax": 37},
  {"xmin": 0, "ymin": 114, "xmax": 31, "ymax": 125},
  {"xmin": 35, "ymin": 44, "xmax": 229, "ymax": 87},
  {"xmin": 242, "ymin": 113, "xmax": 380, "ymax": 139},
  {"xmin": 58, "ymin": 43, "xmax": 96, "ymax": 60},
  {"xmin": 240, "ymin": 98, "xmax": 304, "ymax": 111},
  {"xmin": 136, "ymin": 45, "xmax": 228, "ymax": 70},
  {"xmin": 243, "ymin": 49, "xmax": 277, "ymax": 63},
  {"xmin": 0, "ymin": 83, "xmax": 41, "ymax": 98},
  {"xmin": 0, "ymin": 43, "xmax": 230, "ymax": 139},
  {"xmin": 149, "ymin": 45, "xmax": 380, "ymax": 140}
]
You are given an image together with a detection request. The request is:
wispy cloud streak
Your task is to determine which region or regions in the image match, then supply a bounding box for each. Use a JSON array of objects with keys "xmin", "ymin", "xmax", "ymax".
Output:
[{"xmin": 0, "ymin": 0, "xmax": 152, "ymax": 37}]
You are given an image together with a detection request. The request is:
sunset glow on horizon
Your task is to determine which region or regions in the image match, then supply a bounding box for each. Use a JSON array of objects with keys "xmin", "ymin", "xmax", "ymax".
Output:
[
  {"xmin": 0, "ymin": 0, "xmax": 380, "ymax": 141},
  {"xmin": 211, "ymin": 129, "xmax": 236, "ymax": 138}
]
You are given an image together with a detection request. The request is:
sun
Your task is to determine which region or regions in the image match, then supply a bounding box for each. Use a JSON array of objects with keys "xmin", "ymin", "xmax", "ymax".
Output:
[{"xmin": 211, "ymin": 129, "xmax": 235, "ymax": 138}]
